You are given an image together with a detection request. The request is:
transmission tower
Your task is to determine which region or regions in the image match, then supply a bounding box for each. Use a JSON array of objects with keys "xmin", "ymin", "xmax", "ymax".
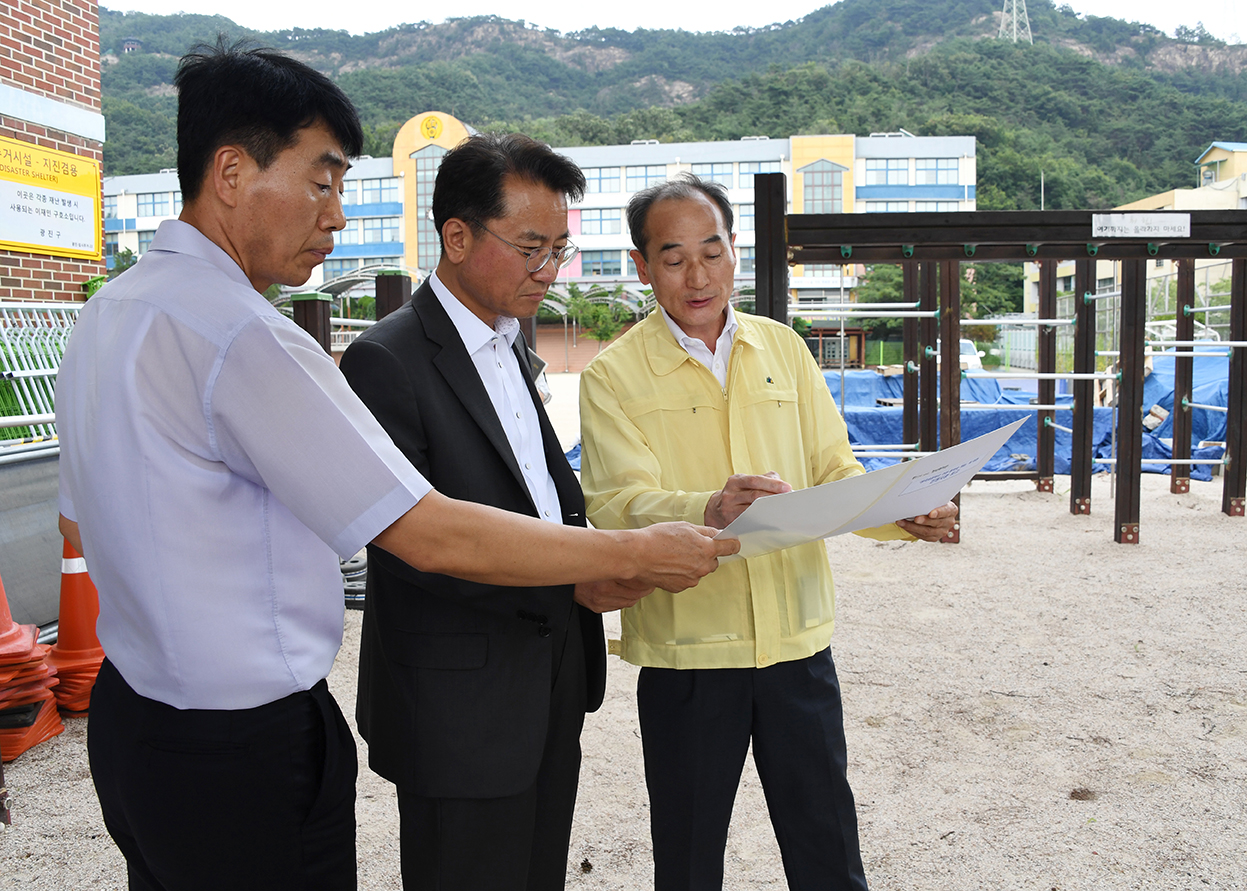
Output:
[{"xmin": 998, "ymin": 0, "xmax": 1033, "ymax": 44}]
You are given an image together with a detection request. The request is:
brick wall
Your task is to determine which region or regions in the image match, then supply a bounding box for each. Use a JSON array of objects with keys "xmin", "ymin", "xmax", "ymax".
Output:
[
  {"xmin": 0, "ymin": 0, "xmax": 105, "ymax": 303},
  {"xmin": 0, "ymin": 0, "xmax": 101, "ymax": 109}
]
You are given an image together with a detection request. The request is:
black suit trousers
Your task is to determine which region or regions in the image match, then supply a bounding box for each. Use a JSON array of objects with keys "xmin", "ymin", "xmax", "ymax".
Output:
[
  {"xmin": 88, "ymin": 659, "xmax": 358, "ymax": 891},
  {"xmin": 396, "ymin": 615, "xmax": 587, "ymax": 891},
  {"xmin": 637, "ymin": 648, "xmax": 868, "ymax": 891}
]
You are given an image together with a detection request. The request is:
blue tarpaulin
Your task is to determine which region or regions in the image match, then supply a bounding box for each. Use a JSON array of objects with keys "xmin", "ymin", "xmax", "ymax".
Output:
[{"xmin": 566, "ymin": 357, "xmax": 1230, "ymax": 480}]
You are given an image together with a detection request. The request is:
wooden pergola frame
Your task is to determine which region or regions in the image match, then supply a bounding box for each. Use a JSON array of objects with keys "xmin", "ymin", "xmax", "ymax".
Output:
[{"xmin": 753, "ymin": 173, "xmax": 1247, "ymax": 544}]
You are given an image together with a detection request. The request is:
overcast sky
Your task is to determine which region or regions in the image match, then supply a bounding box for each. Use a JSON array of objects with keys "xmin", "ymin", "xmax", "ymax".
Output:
[{"xmin": 103, "ymin": 0, "xmax": 1241, "ymax": 44}]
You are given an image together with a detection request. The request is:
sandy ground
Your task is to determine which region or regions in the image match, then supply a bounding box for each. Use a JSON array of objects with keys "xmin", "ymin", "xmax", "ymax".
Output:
[{"xmin": 3, "ymin": 372, "xmax": 1246, "ymax": 890}]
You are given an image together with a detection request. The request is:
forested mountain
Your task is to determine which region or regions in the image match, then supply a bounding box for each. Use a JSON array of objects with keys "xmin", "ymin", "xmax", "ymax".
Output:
[{"xmin": 99, "ymin": 0, "xmax": 1247, "ymax": 209}]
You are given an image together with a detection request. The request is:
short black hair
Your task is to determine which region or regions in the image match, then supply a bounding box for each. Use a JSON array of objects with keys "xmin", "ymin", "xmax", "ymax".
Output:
[
  {"xmin": 627, "ymin": 172, "xmax": 735, "ymax": 257},
  {"xmin": 174, "ymin": 37, "xmax": 363, "ymax": 202},
  {"xmin": 432, "ymin": 133, "xmax": 586, "ymax": 249}
]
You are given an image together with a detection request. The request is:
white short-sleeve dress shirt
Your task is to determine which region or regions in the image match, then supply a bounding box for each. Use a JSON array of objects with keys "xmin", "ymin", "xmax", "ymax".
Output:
[{"xmin": 57, "ymin": 220, "xmax": 432, "ymax": 709}]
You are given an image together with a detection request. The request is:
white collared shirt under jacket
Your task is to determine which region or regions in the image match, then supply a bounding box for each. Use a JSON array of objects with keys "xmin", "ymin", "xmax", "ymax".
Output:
[
  {"xmin": 57, "ymin": 220, "xmax": 432, "ymax": 710},
  {"xmin": 428, "ymin": 271, "xmax": 562, "ymax": 524}
]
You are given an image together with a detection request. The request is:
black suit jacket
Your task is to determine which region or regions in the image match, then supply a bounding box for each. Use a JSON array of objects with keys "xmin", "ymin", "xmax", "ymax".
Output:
[{"xmin": 340, "ymin": 281, "xmax": 606, "ymax": 798}]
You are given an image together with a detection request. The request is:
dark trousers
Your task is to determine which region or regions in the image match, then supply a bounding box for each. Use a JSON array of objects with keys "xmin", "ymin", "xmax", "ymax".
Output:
[
  {"xmin": 637, "ymin": 648, "xmax": 867, "ymax": 891},
  {"xmin": 397, "ymin": 615, "xmax": 587, "ymax": 891},
  {"xmin": 89, "ymin": 659, "xmax": 358, "ymax": 891}
]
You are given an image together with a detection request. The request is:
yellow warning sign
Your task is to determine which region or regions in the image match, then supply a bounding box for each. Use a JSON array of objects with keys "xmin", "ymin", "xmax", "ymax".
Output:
[{"xmin": 0, "ymin": 135, "xmax": 101, "ymax": 260}]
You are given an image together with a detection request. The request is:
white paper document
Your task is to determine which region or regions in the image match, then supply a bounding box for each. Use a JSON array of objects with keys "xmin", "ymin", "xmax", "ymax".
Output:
[{"xmin": 715, "ymin": 418, "xmax": 1026, "ymax": 559}]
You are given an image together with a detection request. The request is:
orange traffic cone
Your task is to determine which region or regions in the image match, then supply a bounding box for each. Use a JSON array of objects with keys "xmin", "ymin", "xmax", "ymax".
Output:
[
  {"xmin": 0, "ymin": 572, "xmax": 64, "ymax": 762},
  {"xmin": 45, "ymin": 540, "xmax": 105, "ymax": 713},
  {"xmin": 0, "ymin": 572, "xmax": 37, "ymax": 661}
]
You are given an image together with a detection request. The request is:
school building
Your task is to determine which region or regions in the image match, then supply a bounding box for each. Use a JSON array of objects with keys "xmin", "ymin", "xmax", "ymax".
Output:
[{"xmin": 102, "ymin": 111, "xmax": 977, "ymax": 301}]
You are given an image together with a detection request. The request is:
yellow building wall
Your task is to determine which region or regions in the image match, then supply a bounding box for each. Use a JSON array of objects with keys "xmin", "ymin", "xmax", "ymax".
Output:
[
  {"xmin": 788, "ymin": 135, "xmax": 856, "ymax": 214},
  {"xmin": 788, "ymin": 135, "xmax": 855, "ymax": 278},
  {"xmin": 1199, "ymin": 146, "xmax": 1247, "ymax": 183},
  {"xmin": 391, "ymin": 111, "xmax": 474, "ymax": 271}
]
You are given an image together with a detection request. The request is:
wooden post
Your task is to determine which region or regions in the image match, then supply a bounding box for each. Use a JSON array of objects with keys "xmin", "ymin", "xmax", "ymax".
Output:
[
  {"xmin": 753, "ymin": 172, "xmax": 788, "ymax": 325},
  {"xmin": 1171, "ymin": 260, "xmax": 1196, "ymax": 494},
  {"xmin": 902, "ymin": 262, "xmax": 919, "ymax": 448},
  {"xmin": 1036, "ymin": 259, "xmax": 1057, "ymax": 492},
  {"xmin": 1070, "ymin": 258, "xmax": 1096, "ymax": 514},
  {"xmin": 1223, "ymin": 258, "xmax": 1247, "ymax": 517},
  {"xmin": 1115, "ymin": 259, "xmax": 1146, "ymax": 543},
  {"xmin": 375, "ymin": 269, "xmax": 412, "ymax": 320},
  {"xmin": 919, "ymin": 261, "xmax": 938, "ymax": 454},
  {"xmin": 291, "ymin": 291, "xmax": 332, "ymax": 354},
  {"xmin": 938, "ymin": 260, "xmax": 961, "ymax": 543}
]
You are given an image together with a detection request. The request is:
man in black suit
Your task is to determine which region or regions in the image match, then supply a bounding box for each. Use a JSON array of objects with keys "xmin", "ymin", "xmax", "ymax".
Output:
[{"xmin": 340, "ymin": 134, "xmax": 644, "ymax": 891}]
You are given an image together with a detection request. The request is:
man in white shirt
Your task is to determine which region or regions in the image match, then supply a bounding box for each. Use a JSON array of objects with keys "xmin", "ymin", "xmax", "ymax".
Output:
[
  {"xmin": 56, "ymin": 46, "xmax": 734, "ymax": 891},
  {"xmin": 339, "ymin": 134, "xmax": 635, "ymax": 891}
]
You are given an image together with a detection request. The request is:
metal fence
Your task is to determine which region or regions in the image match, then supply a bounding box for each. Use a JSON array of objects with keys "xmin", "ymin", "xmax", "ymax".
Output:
[{"xmin": 1, "ymin": 301, "xmax": 81, "ymax": 457}]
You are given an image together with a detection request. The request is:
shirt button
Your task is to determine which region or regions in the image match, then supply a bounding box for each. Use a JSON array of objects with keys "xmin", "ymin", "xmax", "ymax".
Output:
[
  {"xmin": 516, "ymin": 412, "xmax": 522, "ymax": 419},
  {"xmin": 544, "ymin": 510, "xmax": 551, "ymax": 517},
  {"xmin": 525, "ymin": 463, "xmax": 532, "ymax": 469},
  {"xmin": 758, "ymin": 653, "xmax": 769, "ymax": 664}
]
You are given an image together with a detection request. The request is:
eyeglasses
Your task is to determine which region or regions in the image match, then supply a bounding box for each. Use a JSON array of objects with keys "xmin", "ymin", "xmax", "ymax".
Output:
[{"xmin": 471, "ymin": 220, "xmax": 579, "ymax": 273}]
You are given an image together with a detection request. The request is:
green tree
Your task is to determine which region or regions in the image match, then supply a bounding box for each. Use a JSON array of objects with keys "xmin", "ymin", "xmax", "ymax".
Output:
[
  {"xmin": 853, "ymin": 264, "xmax": 906, "ymax": 338},
  {"xmin": 108, "ymin": 248, "xmax": 137, "ymax": 280},
  {"xmin": 583, "ymin": 303, "xmax": 623, "ymax": 351}
]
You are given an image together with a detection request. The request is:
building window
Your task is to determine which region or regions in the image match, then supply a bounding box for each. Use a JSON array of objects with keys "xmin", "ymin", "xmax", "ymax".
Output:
[
  {"xmin": 172, "ymin": 191, "xmax": 183, "ymax": 214},
  {"xmin": 341, "ymin": 181, "xmax": 359, "ymax": 206},
  {"xmin": 104, "ymin": 195, "xmax": 118, "ymax": 219},
  {"xmin": 1058, "ymin": 275, "xmax": 1075, "ymax": 292},
  {"xmin": 1096, "ymin": 276, "xmax": 1116, "ymax": 293},
  {"xmin": 740, "ymin": 161, "xmax": 781, "ymax": 181},
  {"xmin": 803, "ymin": 264, "xmax": 841, "ymax": 276},
  {"xmin": 915, "ymin": 201, "xmax": 959, "ymax": 212},
  {"xmin": 737, "ymin": 204, "xmax": 754, "ymax": 231},
  {"xmin": 137, "ymin": 192, "xmax": 171, "ymax": 217},
  {"xmin": 584, "ymin": 167, "xmax": 621, "ymax": 193},
  {"xmin": 104, "ymin": 232, "xmax": 118, "ymax": 258},
  {"xmin": 864, "ymin": 201, "xmax": 909, "ymax": 212},
  {"xmin": 413, "ymin": 145, "xmax": 448, "ymax": 269},
  {"xmin": 373, "ymin": 257, "xmax": 403, "ymax": 269},
  {"xmin": 627, "ymin": 253, "xmax": 637, "ymax": 277},
  {"xmin": 916, "ymin": 158, "xmax": 958, "ymax": 186},
  {"xmin": 137, "ymin": 230, "xmax": 155, "ymax": 255},
  {"xmin": 362, "ymin": 178, "xmax": 400, "ymax": 204},
  {"xmin": 363, "ymin": 217, "xmax": 401, "ymax": 244},
  {"xmin": 626, "ymin": 165, "xmax": 666, "ymax": 191},
  {"xmin": 580, "ymin": 208, "xmax": 622, "ymax": 236},
  {"xmin": 691, "ymin": 162, "xmax": 733, "ymax": 188},
  {"xmin": 323, "ymin": 258, "xmax": 359, "ymax": 278},
  {"xmin": 738, "ymin": 246, "xmax": 755, "ymax": 274},
  {"xmin": 334, "ymin": 221, "xmax": 360, "ymax": 246},
  {"xmin": 865, "ymin": 159, "xmax": 907, "ymax": 186},
  {"xmin": 581, "ymin": 250, "xmax": 622, "ymax": 276},
  {"xmin": 799, "ymin": 160, "xmax": 846, "ymax": 214}
]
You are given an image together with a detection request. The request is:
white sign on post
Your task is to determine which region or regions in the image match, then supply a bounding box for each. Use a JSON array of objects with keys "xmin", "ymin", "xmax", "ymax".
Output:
[{"xmin": 1091, "ymin": 213, "xmax": 1190, "ymax": 239}]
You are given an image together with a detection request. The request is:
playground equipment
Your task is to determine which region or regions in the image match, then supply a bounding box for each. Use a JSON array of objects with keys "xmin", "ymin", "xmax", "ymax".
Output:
[{"xmin": 752, "ymin": 172, "xmax": 1245, "ymax": 543}]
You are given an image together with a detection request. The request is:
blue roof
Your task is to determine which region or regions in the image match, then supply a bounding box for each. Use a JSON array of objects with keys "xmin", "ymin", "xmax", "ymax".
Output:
[{"xmin": 1194, "ymin": 142, "xmax": 1247, "ymax": 164}]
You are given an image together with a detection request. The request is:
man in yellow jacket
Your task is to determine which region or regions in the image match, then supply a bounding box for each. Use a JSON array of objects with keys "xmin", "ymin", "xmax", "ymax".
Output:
[{"xmin": 579, "ymin": 173, "xmax": 958, "ymax": 891}]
